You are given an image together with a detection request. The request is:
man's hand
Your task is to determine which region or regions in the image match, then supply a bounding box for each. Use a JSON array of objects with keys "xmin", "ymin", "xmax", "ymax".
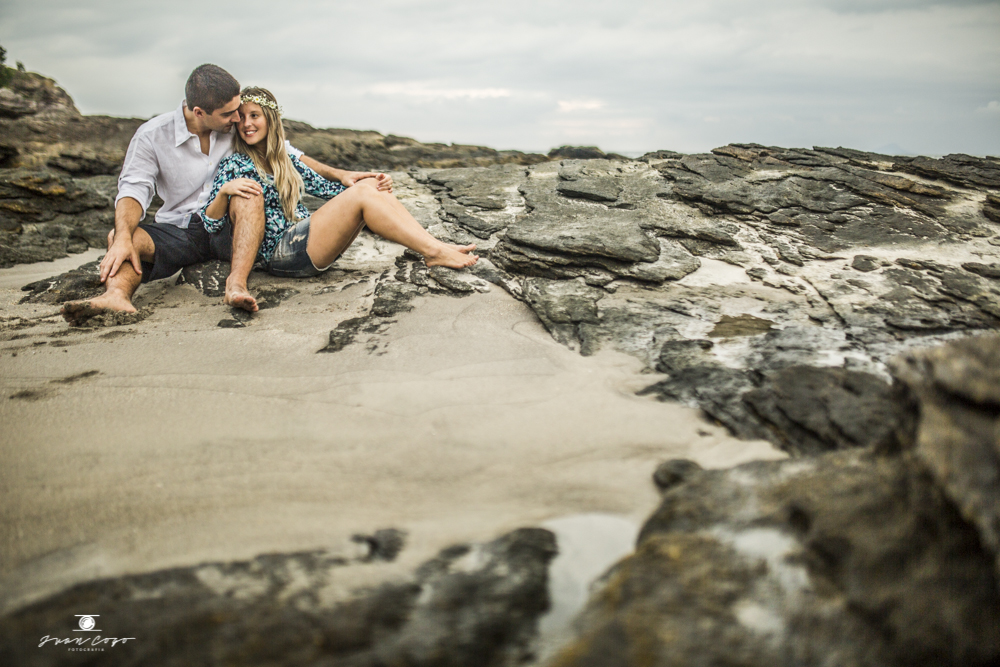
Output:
[
  {"xmin": 342, "ymin": 171, "xmax": 393, "ymax": 192},
  {"xmin": 100, "ymin": 232, "xmax": 142, "ymax": 283}
]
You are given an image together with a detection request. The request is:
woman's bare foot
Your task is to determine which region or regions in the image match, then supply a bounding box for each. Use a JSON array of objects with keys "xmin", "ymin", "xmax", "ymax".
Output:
[
  {"xmin": 224, "ymin": 279, "xmax": 259, "ymax": 313},
  {"xmin": 425, "ymin": 243, "xmax": 479, "ymax": 269},
  {"xmin": 61, "ymin": 290, "xmax": 136, "ymax": 326}
]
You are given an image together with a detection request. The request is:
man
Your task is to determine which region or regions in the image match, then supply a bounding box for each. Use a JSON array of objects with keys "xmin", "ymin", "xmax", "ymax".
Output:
[{"xmin": 61, "ymin": 64, "xmax": 390, "ymax": 324}]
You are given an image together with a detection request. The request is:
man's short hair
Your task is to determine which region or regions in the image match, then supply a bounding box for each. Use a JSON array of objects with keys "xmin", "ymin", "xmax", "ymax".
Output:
[{"xmin": 185, "ymin": 64, "xmax": 240, "ymax": 114}]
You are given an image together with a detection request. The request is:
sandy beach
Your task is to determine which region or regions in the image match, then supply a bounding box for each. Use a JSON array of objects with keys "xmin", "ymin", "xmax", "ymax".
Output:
[{"xmin": 0, "ymin": 237, "xmax": 784, "ymax": 617}]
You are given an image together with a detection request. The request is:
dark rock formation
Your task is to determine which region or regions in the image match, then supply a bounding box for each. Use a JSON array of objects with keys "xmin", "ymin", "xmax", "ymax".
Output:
[
  {"xmin": 548, "ymin": 335, "xmax": 1000, "ymax": 667},
  {"xmin": 0, "ymin": 169, "xmax": 113, "ymax": 266},
  {"xmin": 0, "ymin": 528, "xmax": 557, "ymax": 667},
  {"xmin": 0, "ymin": 70, "xmax": 78, "ymax": 120},
  {"xmin": 547, "ymin": 145, "xmax": 630, "ymax": 161},
  {"xmin": 19, "ymin": 259, "xmax": 103, "ymax": 304},
  {"xmin": 284, "ymin": 121, "xmax": 548, "ymax": 172},
  {"xmin": 891, "ymin": 334, "xmax": 1000, "ymax": 580},
  {"xmin": 399, "ymin": 144, "xmax": 999, "ymax": 452},
  {"xmin": 177, "ymin": 259, "xmax": 228, "ymax": 297}
]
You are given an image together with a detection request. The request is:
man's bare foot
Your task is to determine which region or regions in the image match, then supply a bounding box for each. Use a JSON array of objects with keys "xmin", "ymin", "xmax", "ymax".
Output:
[
  {"xmin": 61, "ymin": 291, "xmax": 136, "ymax": 326},
  {"xmin": 425, "ymin": 243, "xmax": 479, "ymax": 269},
  {"xmin": 224, "ymin": 280, "xmax": 259, "ymax": 313}
]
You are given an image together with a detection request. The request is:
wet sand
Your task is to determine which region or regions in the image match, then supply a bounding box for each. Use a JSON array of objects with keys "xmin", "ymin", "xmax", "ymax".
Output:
[{"xmin": 0, "ymin": 247, "xmax": 785, "ymax": 616}]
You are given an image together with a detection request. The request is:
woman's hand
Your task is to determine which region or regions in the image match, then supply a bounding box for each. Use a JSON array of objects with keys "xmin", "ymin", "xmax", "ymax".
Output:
[
  {"xmin": 342, "ymin": 171, "xmax": 393, "ymax": 192},
  {"xmin": 220, "ymin": 178, "xmax": 263, "ymax": 199}
]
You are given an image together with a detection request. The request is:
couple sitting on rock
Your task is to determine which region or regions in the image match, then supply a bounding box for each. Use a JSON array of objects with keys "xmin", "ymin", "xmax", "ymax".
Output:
[{"xmin": 62, "ymin": 64, "xmax": 478, "ymax": 324}]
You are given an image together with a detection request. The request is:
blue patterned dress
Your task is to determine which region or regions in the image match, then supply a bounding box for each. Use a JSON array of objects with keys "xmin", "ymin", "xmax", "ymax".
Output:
[{"xmin": 201, "ymin": 153, "xmax": 346, "ymax": 264}]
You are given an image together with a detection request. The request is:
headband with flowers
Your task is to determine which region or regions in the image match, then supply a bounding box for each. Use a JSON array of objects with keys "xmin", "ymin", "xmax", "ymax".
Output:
[{"xmin": 241, "ymin": 93, "xmax": 282, "ymax": 116}]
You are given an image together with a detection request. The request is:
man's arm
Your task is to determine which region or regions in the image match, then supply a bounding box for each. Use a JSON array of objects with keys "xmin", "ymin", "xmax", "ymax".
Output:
[
  {"xmin": 298, "ymin": 155, "xmax": 393, "ymax": 192},
  {"xmin": 100, "ymin": 197, "xmax": 144, "ymax": 282},
  {"xmin": 103, "ymin": 131, "xmax": 158, "ymax": 281}
]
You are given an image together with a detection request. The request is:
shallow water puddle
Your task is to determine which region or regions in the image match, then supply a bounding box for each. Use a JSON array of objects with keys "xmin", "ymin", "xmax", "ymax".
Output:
[{"xmin": 534, "ymin": 513, "xmax": 639, "ymax": 661}]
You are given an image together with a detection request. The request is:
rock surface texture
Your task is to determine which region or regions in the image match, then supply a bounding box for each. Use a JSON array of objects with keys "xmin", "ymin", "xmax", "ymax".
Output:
[
  {"xmin": 0, "ymin": 528, "xmax": 557, "ymax": 667},
  {"xmin": 548, "ymin": 335, "xmax": 1000, "ymax": 667},
  {"xmin": 396, "ymin": 148, "xmax": 999, "ymax": 454}
]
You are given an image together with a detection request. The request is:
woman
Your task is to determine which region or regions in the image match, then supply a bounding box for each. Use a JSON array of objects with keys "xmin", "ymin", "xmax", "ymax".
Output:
[{"xmin": 201, "ymin": 87, "xmax": 478, "ymax": 278}]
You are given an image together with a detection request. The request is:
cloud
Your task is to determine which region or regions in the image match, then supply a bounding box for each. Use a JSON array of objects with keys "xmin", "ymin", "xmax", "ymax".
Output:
[
  {"xmin": 978, "ymin": 101, "xmax": 1000, "ymax": 114},
  {"xmin": 366, "ymin": 82, "xmax": 513, "ymax": 102},
  {"xmin": 1, "ymin": 0, "xmax": 998, "ymax": 155},
  {"xmin": 557, "ymin": 100, "xmax": 604, "ymax": 112}
]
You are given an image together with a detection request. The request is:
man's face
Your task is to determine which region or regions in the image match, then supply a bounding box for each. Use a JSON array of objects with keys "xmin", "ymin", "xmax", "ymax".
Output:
[{"xmin": 201, "ymin": 95, "xmax": 242, "ymax": 132}]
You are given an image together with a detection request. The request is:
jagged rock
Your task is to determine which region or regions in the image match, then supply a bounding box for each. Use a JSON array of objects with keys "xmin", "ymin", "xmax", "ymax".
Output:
[
  {"xmin": 652, "ymin": 459, "xmax": 703, "ymax": 492},
  {"xmin": 895, "ymin": 154, "xmax": 1000, "ymax": 190},
  {"xmin": 0, "ymin": 528, "xmax": 557, "ymax": 667},
  {"xmin": 963, "ymin": 261, "xmax": 1000, "ymax": 280},
  {"xmin": 371, "ymin": 278, "xmax": 422, "ymax": 317},
  {"xmin": 0, "ymin": 169, "xmax": 114, "ymax": 266},
  {"xmin": 19, "ymin": 259, "xmax": 103, "ymax": 304},
  {"xmin": 178, "ymin": 259, "xmax": 228, "ymax": 297},
  {"xmin": 0, "ymin": 71, "xmax": 78, "ymax": 119},
  {"xmin": 851, "ymin": 254, "xmax": 880, "ymax": 272},
  {"xmin": 984, "ymin": 193, "xmax": 1000, "ymax": 223},
  {"xmin": 549, "ymin": 448, "xmax": 1000, "ymax": 667},
  {"xmin": 549, "ymin": 334, "xmax": 1000, "ymax": 667},
  {"xmin": 548, "ymin": 146, "xmax": 609, "ymax": 160},
  {"xmin": 283, "ymin": 120, "xmax": 548, "ymax": 172},
  {"xmin": 352, "ymin": 528, "xmax": 408, "ymax": 562},
  {"xmin": 441, "ymin": 145, "xmax": 996, "ymax": 452},
  {"xmin": 319, "ymin": 315, "xmax": 369, "ymax": 353},
  {"xmin": 742, "ymin": 365, "xmax": 901, "ymax": 456},
  {"xmin": 891, "ymin": 334, "xmax": 1000, "ymax": 581},
  {"xmin": 521, "ymin": 277, "xmax": 603, "ymax": 350}
]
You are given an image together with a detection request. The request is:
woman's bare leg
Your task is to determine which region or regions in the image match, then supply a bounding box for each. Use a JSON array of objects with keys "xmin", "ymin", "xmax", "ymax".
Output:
[{"xmin": 306, "ymin": 180, "xmax": 477, "ymax": 269}]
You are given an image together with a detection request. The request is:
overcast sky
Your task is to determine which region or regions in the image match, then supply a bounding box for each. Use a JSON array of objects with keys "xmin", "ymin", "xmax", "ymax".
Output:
[{"xmin": 2, "ymin": 0, "xmax": 998, "ymax": 156}]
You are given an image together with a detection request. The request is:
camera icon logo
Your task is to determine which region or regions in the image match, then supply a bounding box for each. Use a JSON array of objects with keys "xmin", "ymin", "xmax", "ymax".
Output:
[{"xmin": 75, "ymin": 615, "xmax": 100, "ymax": 632}]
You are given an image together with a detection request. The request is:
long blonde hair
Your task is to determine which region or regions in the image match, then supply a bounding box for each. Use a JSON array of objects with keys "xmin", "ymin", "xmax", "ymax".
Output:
[{"xmin": 233, "ymin": 86, "xmax": 304, "ymax": 223}]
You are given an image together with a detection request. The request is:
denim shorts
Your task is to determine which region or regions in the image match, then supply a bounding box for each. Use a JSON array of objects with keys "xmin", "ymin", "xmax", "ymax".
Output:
[{"xmin": 265, "ymin": 217, "xmax": 335, "ymax": 278}]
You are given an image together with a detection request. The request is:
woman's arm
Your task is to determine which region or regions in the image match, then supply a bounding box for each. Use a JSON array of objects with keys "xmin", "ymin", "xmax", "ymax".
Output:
[
  {"xmin": 201, "ymin": 158, "xmax": 263, "ymax": 230},
  {"xmin": 298, "ymin": 155, "xmax": 393, "ymax": 191},
  {"xmin": 293, "ymin": 155, "xmax": 348, "ymax": 200}
]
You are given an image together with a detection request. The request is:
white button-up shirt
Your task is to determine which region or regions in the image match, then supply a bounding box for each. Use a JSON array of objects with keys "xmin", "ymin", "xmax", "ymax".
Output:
[{"xmin": 115, "ymin": 101, "xmax": 302, "ymax": 228}]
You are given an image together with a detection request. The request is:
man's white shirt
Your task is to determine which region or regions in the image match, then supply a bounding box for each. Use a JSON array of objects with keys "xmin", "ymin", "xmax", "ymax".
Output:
[{"xmin": 115, "ymin": 101, "xmax": 302, "ymax": 229}]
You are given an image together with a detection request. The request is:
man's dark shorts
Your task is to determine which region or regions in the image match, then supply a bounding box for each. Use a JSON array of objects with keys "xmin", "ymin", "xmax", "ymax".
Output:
[{"xmin": 138, "ymin": 214, "xmax": 232, "ymax": 283}]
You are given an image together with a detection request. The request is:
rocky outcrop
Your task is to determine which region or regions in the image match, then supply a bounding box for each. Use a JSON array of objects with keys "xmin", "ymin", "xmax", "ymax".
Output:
[
  {"xmin": 0, "ymin": 170, "xmax": 114, "ymax": 266},
  {"xmin": 395, "ymin": 146, "xmax": 1000, "ymax": 452},
  {"xmin": 283, "ymin": 121, "xmax": 548, "ymax": 172},
  {"xmin": 891, "ymin": 334, "xmax": 1000, "ymax": 580},
  {"xmin": 0, "ymin": 70, "xmax": 78, "ymax": 120},
  {"xmin": 0, "ymin": 71, "xmax": 549, "ymax": 267},
  {"xmin": 0, "ymin": 528, "xmax": 557, "ymax": 667},
  {"xmin": 547, "ymin": 334, "xmax": 1000, "ymax": 667}
]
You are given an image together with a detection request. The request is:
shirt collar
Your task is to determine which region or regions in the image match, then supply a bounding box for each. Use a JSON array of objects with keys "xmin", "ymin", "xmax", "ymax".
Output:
[{"xmin": 173, "ymin": 101, "xmax": 198, "ymax": 148}]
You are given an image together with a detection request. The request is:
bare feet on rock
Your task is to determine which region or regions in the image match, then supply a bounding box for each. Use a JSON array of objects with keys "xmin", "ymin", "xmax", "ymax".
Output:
[
  {"xmin": 224, "ymin": 280, "xmax": 259, "ymax": 313},
  {"xmin": 61, "ymin": 290, "xmax": 136, "ymax": 326},
  {"xmin": 425, "ymin": 243, "xmax": 479, "ymax": 269}
]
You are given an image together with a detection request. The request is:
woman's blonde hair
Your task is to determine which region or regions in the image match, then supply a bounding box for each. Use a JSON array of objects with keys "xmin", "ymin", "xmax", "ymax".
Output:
[{"xmin": 233, "ymin": 86, "xmax": 304, "ymax": 223}]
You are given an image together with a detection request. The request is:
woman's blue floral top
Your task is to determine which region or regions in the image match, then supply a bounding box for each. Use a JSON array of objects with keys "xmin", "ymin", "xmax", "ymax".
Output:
[{"xmin": 200, "ymin": 153, "xmax": 346, "ymax": 264}]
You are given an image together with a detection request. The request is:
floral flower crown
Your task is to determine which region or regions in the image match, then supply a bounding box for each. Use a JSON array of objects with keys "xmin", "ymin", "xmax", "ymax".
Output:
[{"xmin": 241, "ymin": 93, "xmax": 282, "ymax": 116}]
